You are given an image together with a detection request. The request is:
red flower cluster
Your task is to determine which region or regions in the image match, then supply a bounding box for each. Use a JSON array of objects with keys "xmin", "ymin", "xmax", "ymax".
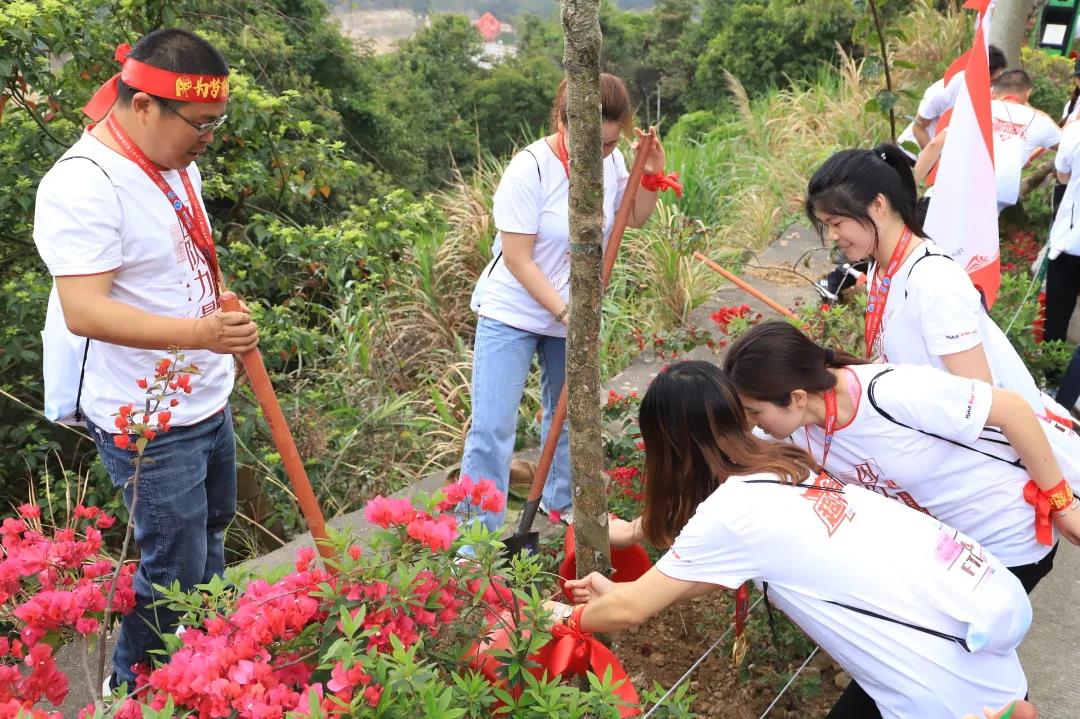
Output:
[
  {"xmin": 709, "ymin": 304, "xmax": 752, "ymax": 333},
  {"xmin": 1, "ymin": 505, "xmax": 133, "ymax": 712},
  {"xmin": 608, "ymin": 466, "xmax": 645, "ymax": 502}
]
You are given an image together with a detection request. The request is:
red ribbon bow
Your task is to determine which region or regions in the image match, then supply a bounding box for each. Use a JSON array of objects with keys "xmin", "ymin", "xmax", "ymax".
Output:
[
  {"xmin": 535, "ymin": 624, "xmax": 640, "ymax": 717},
  {"xmin": 641, "ymin": 171, "xmax": 683, "ymax": 198},
  {"xmin": 1023, "ymin": 479, "xmax": 1054, "ymax": 546}
]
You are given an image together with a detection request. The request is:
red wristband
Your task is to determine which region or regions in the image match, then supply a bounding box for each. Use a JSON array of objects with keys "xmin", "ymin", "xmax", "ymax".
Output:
[
  {"xmin": 1024, "ymin": 479, "xmax": 1072, "ymax": 546},
  {"xmin": 568, "ymin": 603, "xmax": 586, "ymax": 633},
  {"xmin": 640, "ymin": 172, "xmax": 683, "ymax": 198}
]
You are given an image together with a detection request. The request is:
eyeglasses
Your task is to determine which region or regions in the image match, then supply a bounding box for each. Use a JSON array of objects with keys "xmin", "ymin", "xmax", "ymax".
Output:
[{"xmin": 159, "ymin": 101, "xmax": 228, "ymax": 134}]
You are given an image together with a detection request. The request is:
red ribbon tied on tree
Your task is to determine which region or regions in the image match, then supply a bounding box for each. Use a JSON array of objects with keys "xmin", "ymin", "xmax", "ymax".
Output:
[
  {"xmin": 641, "ymin": 171, "xmax": 683, "ymax": 198},
  {"xmin": 535, "ymin": 623, "xmax": 640, "ymax": 717}
]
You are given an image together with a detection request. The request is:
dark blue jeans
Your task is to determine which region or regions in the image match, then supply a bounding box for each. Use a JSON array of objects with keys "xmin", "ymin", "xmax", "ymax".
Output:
[
  {"xmin": 88, "ymin": 407, "xmax": 236, "ymax": 686},
  {"xmin": 1056, "ymin": 346, "xmax": 1080, "ymax": 412}
]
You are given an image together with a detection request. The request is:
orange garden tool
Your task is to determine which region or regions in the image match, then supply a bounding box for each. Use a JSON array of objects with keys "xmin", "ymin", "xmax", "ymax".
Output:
[
  {"xmin": 220, "ymin": 294, "xmax": 334, "ymax": 564},
  {"xmin": 692, "ymin": 251, "xmax": 800, "ymax": 320},
  {"xmin": 503, "ymin": 130, "xmax": 657, "ymax": 558}
]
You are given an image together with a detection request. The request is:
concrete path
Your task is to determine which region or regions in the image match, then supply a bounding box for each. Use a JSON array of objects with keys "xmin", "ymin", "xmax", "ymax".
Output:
[{"xmin": 53, "ymin": 226, "xmax": 1080, "ymax": 717}]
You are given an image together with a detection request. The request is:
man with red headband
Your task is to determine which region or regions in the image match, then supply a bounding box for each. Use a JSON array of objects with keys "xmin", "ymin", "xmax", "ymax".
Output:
[{"xmin": 33, "ymin": 29, "xmax": 257, "ymax": 693}]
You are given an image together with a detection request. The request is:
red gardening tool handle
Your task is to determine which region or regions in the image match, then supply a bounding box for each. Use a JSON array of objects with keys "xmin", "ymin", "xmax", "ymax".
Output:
[
  {"xmin": 220, "ymin": 294, "xmax": 335, "ymax": 564},
  {"xmin": 692, "ymin": 251, "xmax": 799, "ymax": 320}
]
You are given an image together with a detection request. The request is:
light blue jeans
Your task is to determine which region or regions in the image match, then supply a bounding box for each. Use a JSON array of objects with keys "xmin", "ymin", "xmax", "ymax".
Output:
[{"xmin": 461, "ymin": 316, "xmax": 571, "ymax": 532}]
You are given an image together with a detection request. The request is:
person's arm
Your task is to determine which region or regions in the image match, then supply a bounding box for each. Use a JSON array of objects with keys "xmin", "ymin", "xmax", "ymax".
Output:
[
  {"xmin": 1059, "ymin": 170, "xmax": 1072, "ymax": 184},
  {"xmin": 629, "ymin": 184, "xmax": 660, "ymax": 228},
  {"xmin": 56, "ymin": 273, "xmax": 258, "ymax": 354},
  {"xmin": 914, "ymin": 129, "xmax": 946, "ymax": 185},
  {"xmin": 940, "ymin": 345, "xmax": 995, "ymax": 385},
  {"xmin": 609, "ymin": 516, "xmax": 644, "ymax": 549},
  {"xmin": 556, "ymin": 568, "xmax": 717, "ymax": 632},
  {"xmin": 913, "ymin": 116, "xmax": 934, "ymax": 149},
  {"xmin": 986, "ymin": 388, "xmax": 1080, "ymax": 543},
  {"xmin": 500, "ymin": 231, "xmax": 569, "ymax": 322}
]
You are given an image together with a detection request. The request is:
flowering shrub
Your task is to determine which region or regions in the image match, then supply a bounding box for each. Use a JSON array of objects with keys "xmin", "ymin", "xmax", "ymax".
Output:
[
  {"xmin": 53, "ymin": 474, "xmax": 663, "ymax": 719},
  {"xmin": 0, "ymin": 504, "xmax": 133, "ymax": 717}
]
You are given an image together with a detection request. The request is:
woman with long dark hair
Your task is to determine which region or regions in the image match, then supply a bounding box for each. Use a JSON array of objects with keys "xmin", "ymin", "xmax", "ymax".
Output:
[
  {"xmin": 550, "ymin": 361, "xmax": 1031, "ymax": 719},
  {"xmin": 724, "ymin": 320, "xmax": 1080, "ymax": 593},
  {"xmin": 805, "ymin": 144, "xmax": 1061, "ymax": 417}
]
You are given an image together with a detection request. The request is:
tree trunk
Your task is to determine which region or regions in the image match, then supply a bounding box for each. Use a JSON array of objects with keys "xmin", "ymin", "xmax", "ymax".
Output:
[
  {"xmin": 990, "ymin": 0, "xmax": 1035, "ymax": 68},
  {"xmin": 562, "ymin": 0, "xmax": 611, "ymax": 579}
]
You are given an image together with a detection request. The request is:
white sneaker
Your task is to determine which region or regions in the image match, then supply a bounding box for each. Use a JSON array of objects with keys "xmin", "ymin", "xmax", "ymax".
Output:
[{"xmin": 102, "ymin": 674, "xmax": 116, "ymax": 698}]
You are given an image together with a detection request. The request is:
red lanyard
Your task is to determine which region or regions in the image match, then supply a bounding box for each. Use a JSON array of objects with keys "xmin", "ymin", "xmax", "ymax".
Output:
[
  {"xmin": 812, "ymin": 387, "xmax": 838, "ymax": 470},
  {"xmin": 556, "ymin": 132, "xmax": 571, "ymax": 179},
  {"xmin": 863, "ymin": 227, "xmax": 913, "ymax": 359},
  {"xmin": 105, "ymin": 115, "xmax": 220, "ymax": 298}
]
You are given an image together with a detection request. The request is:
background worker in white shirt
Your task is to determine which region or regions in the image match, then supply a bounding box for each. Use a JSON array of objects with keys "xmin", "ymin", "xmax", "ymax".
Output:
[
  {"xmin": 897, "ymin": 45, "xmax": 1007, "ymax": 160},
  {"xmin": 551, "ymin": 361, "xmax": 1031, "ymax": 719},
  {"xmin": 990, "ymin": 69, "xmax": 1060, "ymax": 213}
]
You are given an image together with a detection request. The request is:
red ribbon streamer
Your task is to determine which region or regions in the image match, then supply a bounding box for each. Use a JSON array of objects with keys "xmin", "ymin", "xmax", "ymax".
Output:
[
  {"xmin": 535, "ymin": 624, "xmax": 640, "ymax": 716},
  {"xmin": 468, "ymin": 612, "xmax": 640, "ymax": 716},
  {"xmin": 640, "ymin": 172, "xmax": 683, "ymax": 198},
  {"xmin": 1023, "ymin": 479, "xmax": 1054, "ymax": 546}
]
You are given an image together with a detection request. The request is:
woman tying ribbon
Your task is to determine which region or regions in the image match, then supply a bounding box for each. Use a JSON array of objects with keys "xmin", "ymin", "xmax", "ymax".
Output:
[
  {"xmin": 805, "ymin": 144, "xmax": 1067, "ymax": 420},
  {"xmin": 550, "ymin": 361, "xmax": 1032, "ymax": 719},
  {"xmin": 461, "ymin": 73, "xmax": 679, "ymax": 530},
  {"xmin": 724, "ymin": 320, "xmax": 1080, "ymax": 594}
]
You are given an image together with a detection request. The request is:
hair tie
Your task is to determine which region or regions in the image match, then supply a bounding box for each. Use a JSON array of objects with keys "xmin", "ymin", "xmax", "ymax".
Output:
[
  {"xmin": 824, "ymin": 348, "xmax": 835, "ymax": 366},
  {"xmin": 879, "ymin": 151, "xmax": 888, "ymax": 161}
]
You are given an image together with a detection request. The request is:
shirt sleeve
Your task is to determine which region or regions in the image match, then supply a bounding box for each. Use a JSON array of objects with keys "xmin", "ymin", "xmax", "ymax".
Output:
[
  {"xmin": 1057, "ymin": 127, "xmax": 1080, "ymax": 174},
  {"xmin": 33, "ymin": 159, "xmax": 123, "ymax": 277},
  {"xmin": 655, "ymin": 499, "xmax": 759, "ymax": 589},
  {"xmin": 1032, "ymin": 113, "xmax": 1062, "ymax": 151},
  {"xmin": 918, "ymin": 80, "xmax": 952, "ymax": 120},
  {"xmin": 908, "ymin": 254, "xmax": 985, "ymax": 357},
  {"xmin": 492, "ymin": 150, "xmax": 543, "ymax": 235},
  {"xmin": 868, "ymin": 365, "xmax": 993, "ymax": 446},
  {"xmin": 611, "ymin": 148, "xmax": 631, "ymax": 213}
]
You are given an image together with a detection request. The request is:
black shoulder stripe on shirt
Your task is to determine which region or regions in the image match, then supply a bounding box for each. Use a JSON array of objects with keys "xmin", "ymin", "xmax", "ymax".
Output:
[{"xmin": 58, "ymin": 155, "xmax": 114, "ymax": 184}]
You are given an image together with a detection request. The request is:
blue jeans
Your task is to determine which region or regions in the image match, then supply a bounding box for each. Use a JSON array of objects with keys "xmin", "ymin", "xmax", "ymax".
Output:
[
  {"xmin": 1056, "ymin": 346, "xmax": 1080, "ymax": 411},
  {"xmin": 461, "ymin": 316, "xmax": 571, "ymax": 532},
  {"xmin": 88, "ymin": 407, "xmax": 236, "ymax": 686}
]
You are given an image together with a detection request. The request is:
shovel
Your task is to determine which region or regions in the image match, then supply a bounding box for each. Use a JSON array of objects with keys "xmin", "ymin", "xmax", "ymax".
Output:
[
  {"xmin": 502, "ymin": 129, "xmax": 657, "ymax": 558},
  {"xmin": 220, "ymin": 294, "xmax": 335, "ymax": 566}
]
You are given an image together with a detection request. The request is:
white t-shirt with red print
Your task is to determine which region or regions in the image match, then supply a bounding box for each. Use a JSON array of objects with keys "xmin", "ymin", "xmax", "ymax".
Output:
[
  {"xmin": 656, "ymin": 473, "xmax": 1030, "ymax": 719},
  {"xmin": 867, "ymin": 239, "xmax": 1044, "ymax": 412},
  {"xmin": 790, "ymin": 363, "xmax": 1080, "ymax": 567},
  {"xmin": 470, "ymin": 138, "xmax": 630, "ymax": 338},
  {"xmin": 34, "ymin": 131, "xmax": 233, "ymax": 430},
  {"xmin": 991, "ymin": 99, "xmax": 1060, "ymax": 207}
]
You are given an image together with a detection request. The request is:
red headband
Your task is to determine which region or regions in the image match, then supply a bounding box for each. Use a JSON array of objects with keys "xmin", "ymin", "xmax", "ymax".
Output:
[{"xmin": 83, "ymin": 43, "xmax": 229, "ymax": 122}]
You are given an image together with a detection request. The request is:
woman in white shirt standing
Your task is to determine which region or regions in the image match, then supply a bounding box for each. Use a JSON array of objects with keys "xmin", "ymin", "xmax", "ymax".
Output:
[
  {"xmin": 807, "ymin": 143, "xmax": 1059, "ymax": 417},
  {"xmin": 463, "ymin": 74, "xmax": 667, "ymax": 530},
  {"xmin": 724, "ymin": 320, "xmax": 1080, "ymax": 593},
  {"xmin": 552, "ymin": 361, "xmax": 1031, "ymax": 719}
]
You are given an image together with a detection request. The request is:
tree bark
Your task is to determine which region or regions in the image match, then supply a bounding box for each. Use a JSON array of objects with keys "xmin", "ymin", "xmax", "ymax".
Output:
[
  {"xmin": 562, "ymin": 0, "xmax": 611, "ymax": 579},
  {"xmin": 990, "ymin": 0, "xmax": 1036, "ymax": 68}
]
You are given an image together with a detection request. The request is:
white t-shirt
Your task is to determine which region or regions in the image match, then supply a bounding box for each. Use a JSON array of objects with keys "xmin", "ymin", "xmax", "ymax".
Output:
[
  {"xmin": 1061, "ymin": 97, "xmax": 1080, "ymax": 126},
  {"xmin": 1049, "ymin": 121, "xmax": 1080, "ymax": 259},
  {"xmin": 790, "ymin": 363, "xmax": 1078, "ymax": 566},
  {"xmin": 898, "ymin": 78, "xmax": 960, "ymax": 158},
  {"xmin": 34, "ymin": 131, "xmax": 234, "ymax": 430},
  {"xmin": 657, "ymin": 473, "xmax": 1029, "ymax": 719},
  {"xmin": 991, "ymin": 100, "xmax": 1060, "ymax": 207},
  {"xmin": 869, "ymin": 239, "xmax": 1044, "ymax": 412},
  {"xmin": 470, "ymin": 138, "xmax": 630, "ymax": 337}
]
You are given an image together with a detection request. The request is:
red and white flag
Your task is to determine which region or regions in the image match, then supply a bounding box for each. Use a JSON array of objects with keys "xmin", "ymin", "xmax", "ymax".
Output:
[{"xmin": 923, "ymin": 0, "xmax": 1000, "ymax": 307}]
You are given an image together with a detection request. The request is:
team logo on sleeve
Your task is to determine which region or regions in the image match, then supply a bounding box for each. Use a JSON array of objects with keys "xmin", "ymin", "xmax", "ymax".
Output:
[{"xmin": 803, "ymin": 473, "xmax": 855, "ymax": 537}]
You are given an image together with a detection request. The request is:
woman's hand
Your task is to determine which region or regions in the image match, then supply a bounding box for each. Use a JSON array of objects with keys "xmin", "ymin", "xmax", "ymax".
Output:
[
  {"xmin": 1053, "ymin": 500, "xmax": 1080, "ymax": 545},
  {"xmin": 564, "ymin": 571, "xmax": 616, "ymax": 604},
  {"xmin": 634, "ymin": 127, "xmax": 666, "ymax": 176}
]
